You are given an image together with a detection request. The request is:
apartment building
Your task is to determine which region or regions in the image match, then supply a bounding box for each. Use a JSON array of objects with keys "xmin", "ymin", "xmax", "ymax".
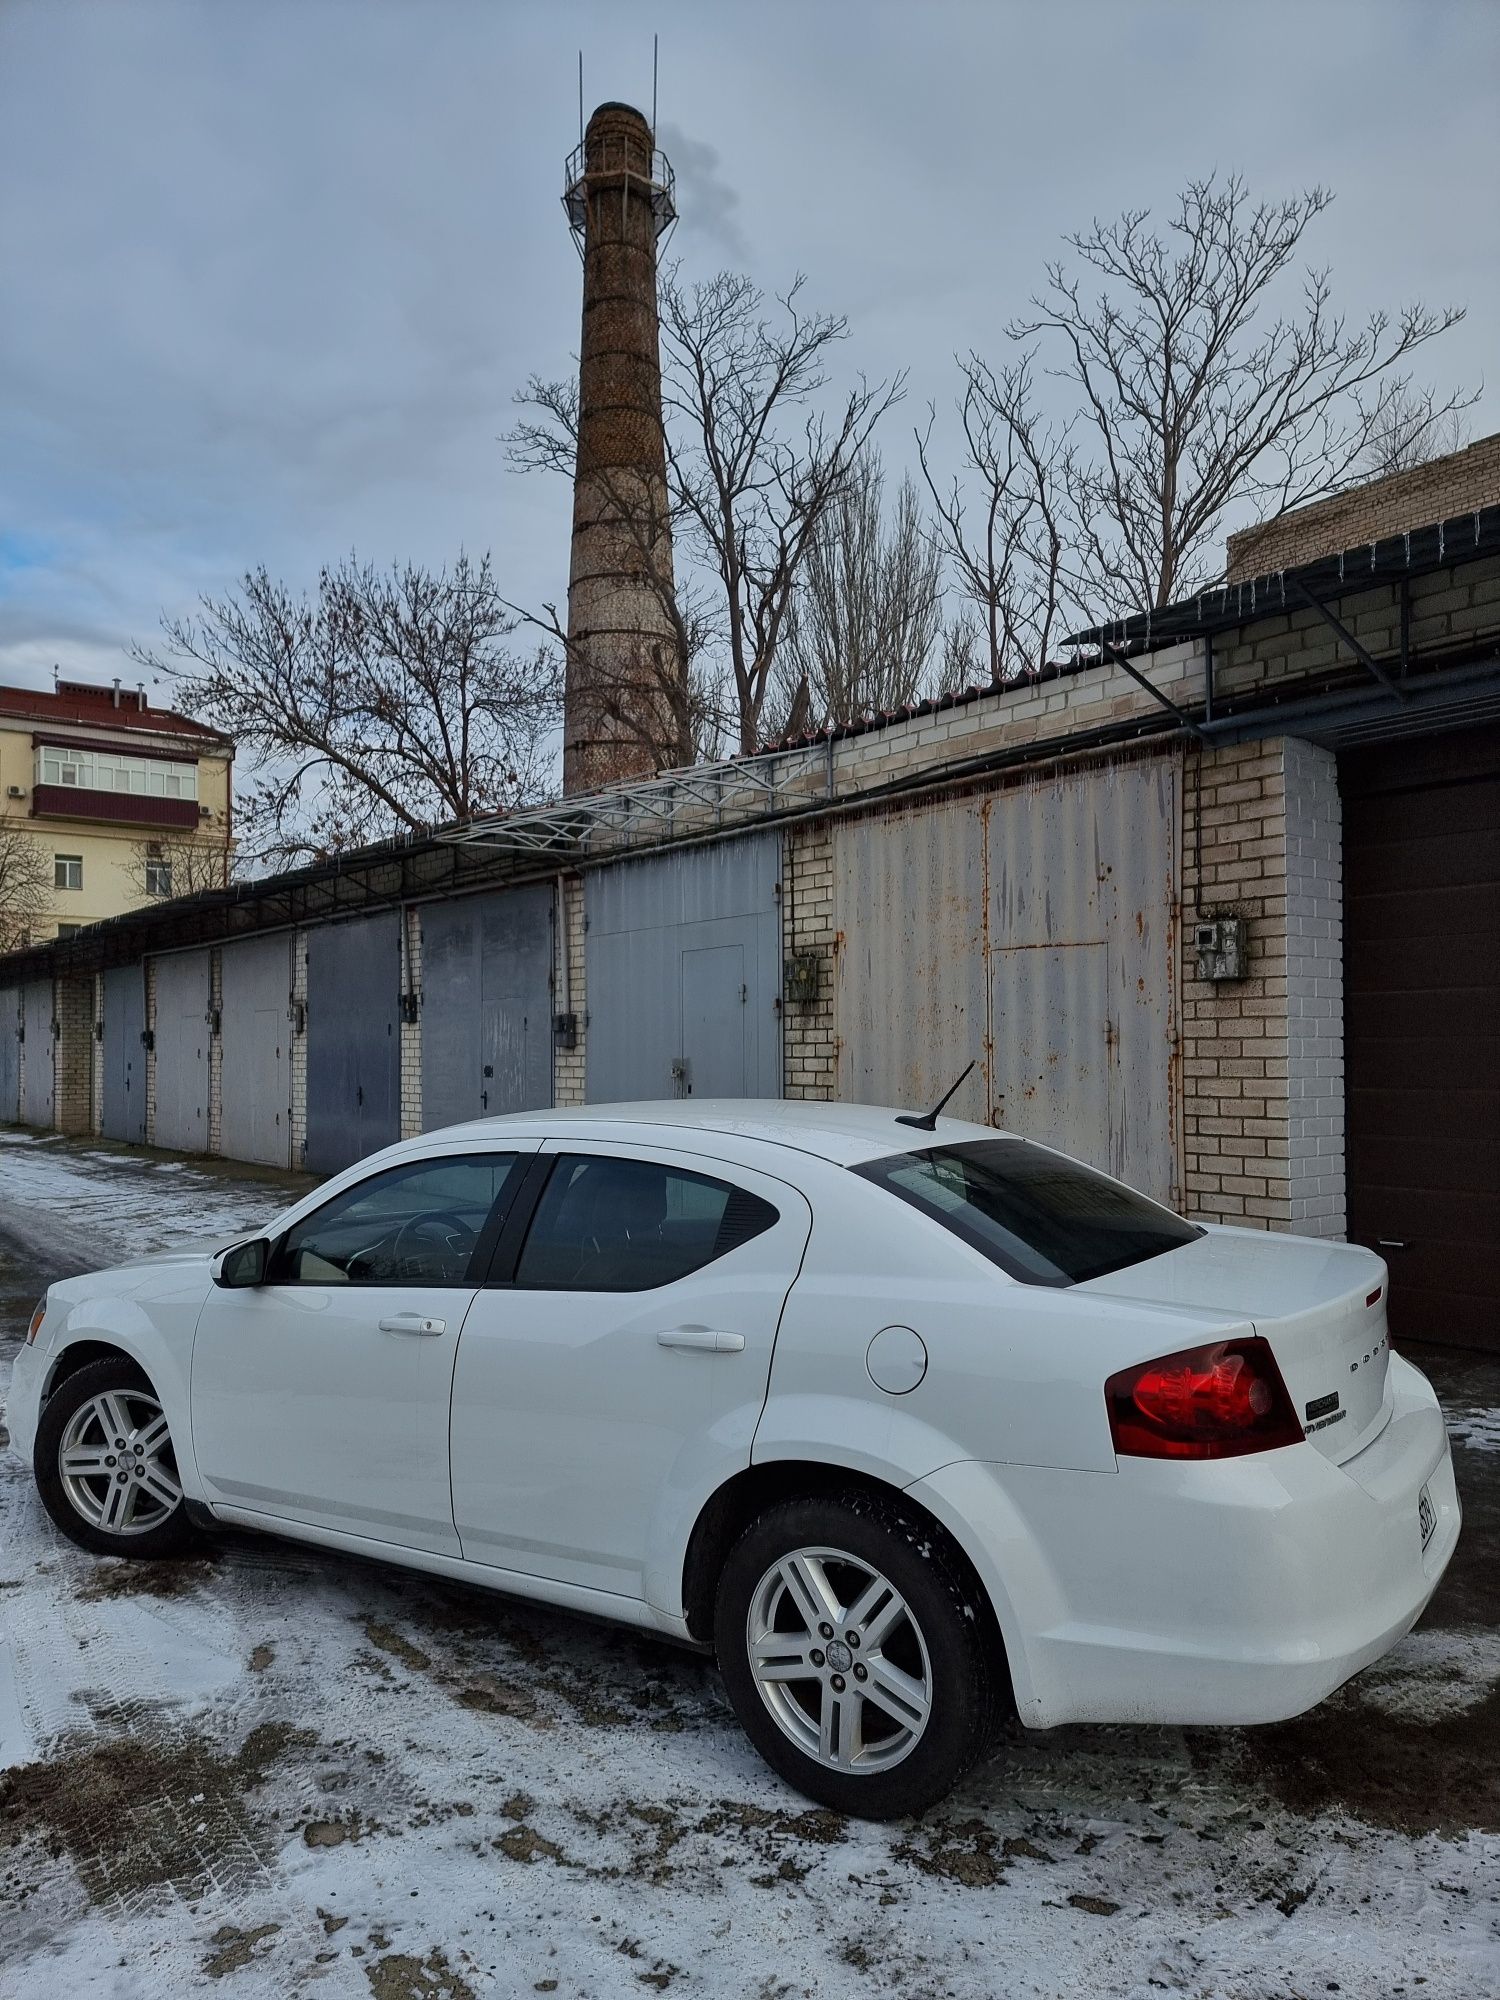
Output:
[{"xmin": 0, "ymin": 678, "xmax": 233, "ymax": 942}]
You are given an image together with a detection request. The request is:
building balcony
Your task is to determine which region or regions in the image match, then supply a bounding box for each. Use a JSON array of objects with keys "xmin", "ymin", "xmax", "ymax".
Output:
[{"xmin": 30, "ymin": 784, "xmax": 202, "ymax": 830}]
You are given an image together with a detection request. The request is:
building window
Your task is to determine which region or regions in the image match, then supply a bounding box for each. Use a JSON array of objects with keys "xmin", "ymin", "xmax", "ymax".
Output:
[
  {"xmin": 55, "ymin": 854, "xmax": 83, "ymax": 891},
  {"xmin": 145, "ymin": 859, "xmax": 173, "ymax": 897},
  {"xmin": 56, "ymin": 923, "xmax": 81, "ymax": 939},
  {"xmin": 36, "ymin": 746, "xmax": 198, "ymax": 801}
]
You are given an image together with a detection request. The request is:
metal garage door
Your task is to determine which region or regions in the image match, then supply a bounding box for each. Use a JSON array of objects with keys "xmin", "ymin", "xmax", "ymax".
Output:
[
  {"xmin": 220, "ymin": 934, "xmax": 292, "ymax": 1167},
  {"xmin": 0, "ymin": 986, "xmax": 20, "ymax": 1123},
  {"xmin": 421, "ymin": 886, "xmax": 553, "ymax": 1132},
  {"xmin": 586, "ymin": 835, "xmax": 781, "ymax": 1104},
  {"xmin": 153, "ymin": 950, "xmax": 212, "ymax": 1152},
  {"xmin": 835, "ymin": 754, "xmax": 1179, "ymax": 1203},
  {"xmin": 305, "ymin": 914, "xmax": 402, "ymax": 1174},
  {"xmin": 21, "ymin": 981, "xmax": 54, "ymax": 1128},
  {"xmin": 101, "ymin": 965, "xmax": 147, "ymax": 1144},
  {"xmin": 1342, "ymin": 726, "xmax": 1500, "ymax": 1352}
]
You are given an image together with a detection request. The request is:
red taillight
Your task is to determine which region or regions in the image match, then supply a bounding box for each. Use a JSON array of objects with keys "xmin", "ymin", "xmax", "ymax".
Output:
[{"xmin": 1105, "ymin": 1337, "xmax": 1304, "ymax": 1461}]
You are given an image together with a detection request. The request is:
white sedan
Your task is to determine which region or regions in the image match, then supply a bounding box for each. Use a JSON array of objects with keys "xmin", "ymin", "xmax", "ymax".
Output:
[{"xmin": 8, "ymin": 1101, "xmax": 1460, "ymax": 1818}]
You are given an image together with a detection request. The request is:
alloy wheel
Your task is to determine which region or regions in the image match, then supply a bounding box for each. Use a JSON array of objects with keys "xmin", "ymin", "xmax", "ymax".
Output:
[
  {"xmin": 745, "ymin": 1545, "xmax": 933, "ymax": 1774},
  {"xmin": 56, "ymin": 1387, "xmax": 183, "ymax": 1537}
]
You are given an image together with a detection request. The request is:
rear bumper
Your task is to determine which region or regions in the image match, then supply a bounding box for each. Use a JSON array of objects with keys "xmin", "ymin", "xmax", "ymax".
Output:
[{"xmin": 912, "ymin": 1352, "xmax": 1460, "ymax": 1729}]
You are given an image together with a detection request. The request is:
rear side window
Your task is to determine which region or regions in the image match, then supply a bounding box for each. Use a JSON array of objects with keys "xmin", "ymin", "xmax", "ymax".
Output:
[
  {"xmin": 514, "ymin": 1154, "xmax": 779, "ymax": 1292},
  {"xmin": 853, "ymin": 1139, "xmax": 1201, "ymax": 1286}
]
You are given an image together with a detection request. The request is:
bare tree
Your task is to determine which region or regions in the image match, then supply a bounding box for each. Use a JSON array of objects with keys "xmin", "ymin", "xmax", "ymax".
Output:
[
  {"xmin": 125, "ymin": 834, "xmax": 235, "ymax": 903},
  {"xmin": 1008, "ymin": 175, "xmax": 1467, "ymax": 613},
  {"xmin": 512, "ymin": 270, "xmax": 902, "ymax": 760},
  {"xmin": 917, "ymin": 351, "xmax": 1072, "ymax": 682},
  {"xmin": 1355, "ymin": 381, "xmax": 1477, "ymax": 479},
  {"xmin": 936, "ymin": 608, "xmax": 986, "ymax": 695},
  {"xmin": 0, "ymin": 823, "xmax": 49, "ymax": 952},
  {"xmin": 135, "ymin": 553, "xmax": 561, "ymax": 866},
  {"xmin": 768, "ymin": 447, "xmax": 943, "ymax": 732}
]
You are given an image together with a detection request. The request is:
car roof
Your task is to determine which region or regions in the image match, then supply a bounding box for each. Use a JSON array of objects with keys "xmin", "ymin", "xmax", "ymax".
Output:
[{"xmin": 399, "ymin": 1098, "xmax": 1002, "ymax": 1170}]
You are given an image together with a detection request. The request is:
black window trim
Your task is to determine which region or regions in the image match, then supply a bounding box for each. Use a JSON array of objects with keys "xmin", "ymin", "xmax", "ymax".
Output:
[
  {"xmin": 485, "ymin": 1147, "xmax": 781, "ymax": 1294},
  {"xmin": 266, "ymin": 1147, "xmax": 531, "ymax": 1290}
]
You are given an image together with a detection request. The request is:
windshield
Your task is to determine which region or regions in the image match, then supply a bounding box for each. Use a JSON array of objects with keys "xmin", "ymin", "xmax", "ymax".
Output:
[{"xmin": 853, "ymin": 1138, "xmax": 1202, "ymax": 1286}]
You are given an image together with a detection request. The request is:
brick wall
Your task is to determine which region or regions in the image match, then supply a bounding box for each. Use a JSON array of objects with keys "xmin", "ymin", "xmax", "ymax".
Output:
[
  {"xmin": 90, "ymin": 972, "xmax": 105, "ymax": 1135},
  {"xmin": 782, "ymin": 820, "xmax": 837, "ymax": 1100},
  {"xmin": 1180, "ymin": 741, "xmax": 1293, "ymax": 1228},
  {"xmin": 288, "ymin": 931, "xmax": 308, "ymax": 1167},
  {"xmin": 554, "ymin": 876, "xmax": 587, "ymax": 1107},
  {"xmin": 206, "ymin": 948, "xmax": 224, "ymax": 1155},
  {"xmin": 55, "ymin": 975, "xmax": 94, "ymax": 1135},
  {"xmin": 1226, "ymin": 431, "xmax": 1500, "ymax": 580},
  {"xmin": 400, "ymin": 908, "xmax": 423, "ymax": 1139},
  {"xmin": 143, "ymin": 959, "xmax": 157, "ymax": 1145},
  {"xmin": 1283, "ymin": 740, "xmax": 1345, "ymax": 1236}
]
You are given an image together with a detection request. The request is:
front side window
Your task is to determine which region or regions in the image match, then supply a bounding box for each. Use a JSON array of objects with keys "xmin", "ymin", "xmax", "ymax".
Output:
[
  {"xmin": 273, "ymin": 1153, "xmax": 522, "ymax": 1287},
  {"xmin": 145, "ymin": 859, "xmax": 173, "ymax": 897},
  {"xmin": 854, "ymin": 1139, "xmax": 1201, "ymax": 1287},
  {"xmin": 54, "ymin": 854, "xmax": 83, "ymax": 891},
  {"xmin": 514, "ymin": 1154, "xmax": 779, "ymax": 1292}
]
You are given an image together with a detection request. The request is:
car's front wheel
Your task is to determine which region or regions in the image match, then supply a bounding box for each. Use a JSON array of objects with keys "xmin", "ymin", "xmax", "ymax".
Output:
[
  {"xmin": 715, "ymin": 1492, "xmax": 998, "ymax": 1818},
  {"xmin": 33, "ymin": 1357, "xmax": 195, "ymax": 1559}
]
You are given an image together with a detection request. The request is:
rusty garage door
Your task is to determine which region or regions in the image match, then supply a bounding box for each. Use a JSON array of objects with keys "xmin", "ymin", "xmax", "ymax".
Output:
[
  {"xmin": 420, "ymin": 886, "xmax": 553, "ymax": 1131},
  {"xmin": 1342, "ymin": 725, "xmax": 1500, "ymax": 1352},
  {"xmin": 152, "ymin": 950, "xmax": 213, "ymax": 1152},
  {"xmin": 835, "ymin": 753, "xmax": 1179, "ymax": 1204},
  {"xmin": 305, "ymin": 914, "xmax": 402, "ymax": 1174},
  {"xmin": 586, "ymin": 835, "xmax": 781, "ymax": 1104},
  {"xmin": 220, "ymin": 934, "xmax": 293, "ymax": 1167}
]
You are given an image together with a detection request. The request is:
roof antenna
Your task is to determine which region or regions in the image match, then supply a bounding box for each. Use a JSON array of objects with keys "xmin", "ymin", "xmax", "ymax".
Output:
[
  {"xmin": 577, "ymin": 49, "xmax": 584, "ymax": 149},
  {"xmin": 896, "ymin": 1060, "xmax": 977, "ymax": 1133},
  {"xmin": 651, "ymin": 32, "xmax": 659, "ymax": 139}
]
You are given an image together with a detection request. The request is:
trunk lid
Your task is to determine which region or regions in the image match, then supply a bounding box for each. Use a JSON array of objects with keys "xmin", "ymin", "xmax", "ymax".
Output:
[{"xmin": 1083, "ymin": 1226, "xmax": 1392, "ymax": 1463}]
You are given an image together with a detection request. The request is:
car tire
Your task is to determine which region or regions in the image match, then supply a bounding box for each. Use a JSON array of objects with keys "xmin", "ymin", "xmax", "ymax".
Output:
[
  {"xmin": 33, "ymin": 1357, "xmax": 196, "ymax": 1560},
  {"xmin": 714, "ymin": 1490, "xmax": 999, "ymax": 1819}
]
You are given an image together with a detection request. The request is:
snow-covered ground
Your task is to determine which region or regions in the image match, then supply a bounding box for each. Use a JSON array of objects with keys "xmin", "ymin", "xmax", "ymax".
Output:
[{"xmin": 1, "ymin": 1134, "xmax": 1498, "ymax": 1999}]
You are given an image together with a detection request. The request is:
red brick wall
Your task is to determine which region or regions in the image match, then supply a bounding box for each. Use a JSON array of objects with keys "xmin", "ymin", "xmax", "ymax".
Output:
[{"xmin": 1227, "ymin": 431, "xmax": 1500, "ymax": 581}]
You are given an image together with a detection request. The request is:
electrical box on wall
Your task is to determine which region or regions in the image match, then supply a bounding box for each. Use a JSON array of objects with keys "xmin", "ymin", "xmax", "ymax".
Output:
[
  {"xmin": 784, "ymin": 952, "xmax": 822, "ymax": 1005},
  {"xmin": 1194, "ymin": 916, "xmax": 1248, "ymax": 982}
]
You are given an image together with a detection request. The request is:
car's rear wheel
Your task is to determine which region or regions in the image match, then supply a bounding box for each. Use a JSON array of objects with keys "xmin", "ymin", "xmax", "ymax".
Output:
[
  {"xmin": 34, "ymin": 1357, "xmax": 195, "ymax": 1559},
  {"xmin": 715, "ymin": 1492, "xmax": 998, "ymax": 1818}
]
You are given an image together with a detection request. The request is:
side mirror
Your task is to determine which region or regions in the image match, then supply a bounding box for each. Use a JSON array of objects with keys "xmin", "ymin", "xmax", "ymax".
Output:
[{"xmin": 215, "ymin": 1238, "xmax": 269, "ymax": 1289}]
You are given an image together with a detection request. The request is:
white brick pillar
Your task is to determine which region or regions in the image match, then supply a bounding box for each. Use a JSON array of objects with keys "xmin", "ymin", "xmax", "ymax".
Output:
[{"xmin": 1283, "ymin": 737, "xmax": 1346, "ymax": 1237}]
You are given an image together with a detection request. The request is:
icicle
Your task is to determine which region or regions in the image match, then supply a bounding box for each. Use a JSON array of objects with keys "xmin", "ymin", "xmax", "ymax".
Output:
[
  {"xmin": 1439, "ymin": 520, "xmax": 1445, "ymax": 561},
  {"xmin": 1338, "ymin": 550, "xmax": 1345, "ymax": 583},
  {"xmin": 1475, "ymin": 509, "xmax": 1482, "ymax": 547}
]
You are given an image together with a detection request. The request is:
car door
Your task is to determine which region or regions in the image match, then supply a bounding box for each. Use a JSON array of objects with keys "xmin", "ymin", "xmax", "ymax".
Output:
[
  {"xmin": 449, "ymin": 1141, "xmax": 812, "ymax": 1603},
  {"xmin": 191, "ymin": 1147, "xmax": 531, "ymax": 1553}
]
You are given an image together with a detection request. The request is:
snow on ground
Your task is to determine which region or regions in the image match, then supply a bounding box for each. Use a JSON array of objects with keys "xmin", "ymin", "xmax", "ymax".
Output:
[
  {"xmin": 0, "ymin": 1130, "xmax": 295, "ymax": 1275},
  {"xmin": 1, "ymin": 1138, "xmax": 1498, "ymax": 1998},
  {"xmin": 1444, "ymin": 1403, "xmax": 1500, "ymax": 1454}
]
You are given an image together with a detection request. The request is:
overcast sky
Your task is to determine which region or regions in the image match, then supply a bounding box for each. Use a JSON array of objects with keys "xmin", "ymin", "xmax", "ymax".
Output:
[{"xmin": 1, "ymin": 0, "xmax": 1496, "ymax": 699}]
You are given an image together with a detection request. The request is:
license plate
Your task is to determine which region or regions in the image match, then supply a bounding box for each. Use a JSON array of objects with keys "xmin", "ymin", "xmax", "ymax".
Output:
[{"xmin": 1419, "ymin": 1484, "xmax": 1436, "ymax": 1551}]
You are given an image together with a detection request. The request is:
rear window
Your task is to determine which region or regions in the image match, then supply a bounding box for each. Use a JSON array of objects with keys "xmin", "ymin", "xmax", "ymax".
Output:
[{"xmin": 853, "ymin": 1139, "xmax": 1201, "ymax": 1286}]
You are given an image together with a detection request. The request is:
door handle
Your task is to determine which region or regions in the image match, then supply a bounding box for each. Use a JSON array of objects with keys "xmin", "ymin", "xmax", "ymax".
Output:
[
  {"xmin": 378, "ymin": 1313, "xmax": 447, "ymax": 1336},
  {"xmin": 656, "ymin": 1327, "xmax": 745, "ymax": 1353}
]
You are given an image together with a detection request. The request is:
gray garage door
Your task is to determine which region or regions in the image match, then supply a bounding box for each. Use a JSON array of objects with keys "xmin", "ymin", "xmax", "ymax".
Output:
[
  {"xmin": 101, "ymin": 965, "xmax": 148, "ymax": 1144},
  {"xmin": 221, "ymin": 934, "xmax": 293, "ymax": 1167},
  {"xmin": 586, "ymin": 835, "xmax": 781, "ymax": 1104},
  {"xmin": 0, "ymin": 986, "xmax": 20, "ymax": 1124},
  {"xmin": 421, "ymin": 886, "xmax": 553, "ymax": 1132},
  {"xmin": 21, "ymin": 981, "xmax": 54, "ymax": 1128},
  {"xmin": 834, "ymin": 754, "xmax": 1179, "ymax": 1205},
  {"xmin": 153, "ymin": 950, "xmax": 212, "ymax": 1152},
  {"xmin": 305, "ymin": 914, "xmax": 402, "ymax": 1174}
]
